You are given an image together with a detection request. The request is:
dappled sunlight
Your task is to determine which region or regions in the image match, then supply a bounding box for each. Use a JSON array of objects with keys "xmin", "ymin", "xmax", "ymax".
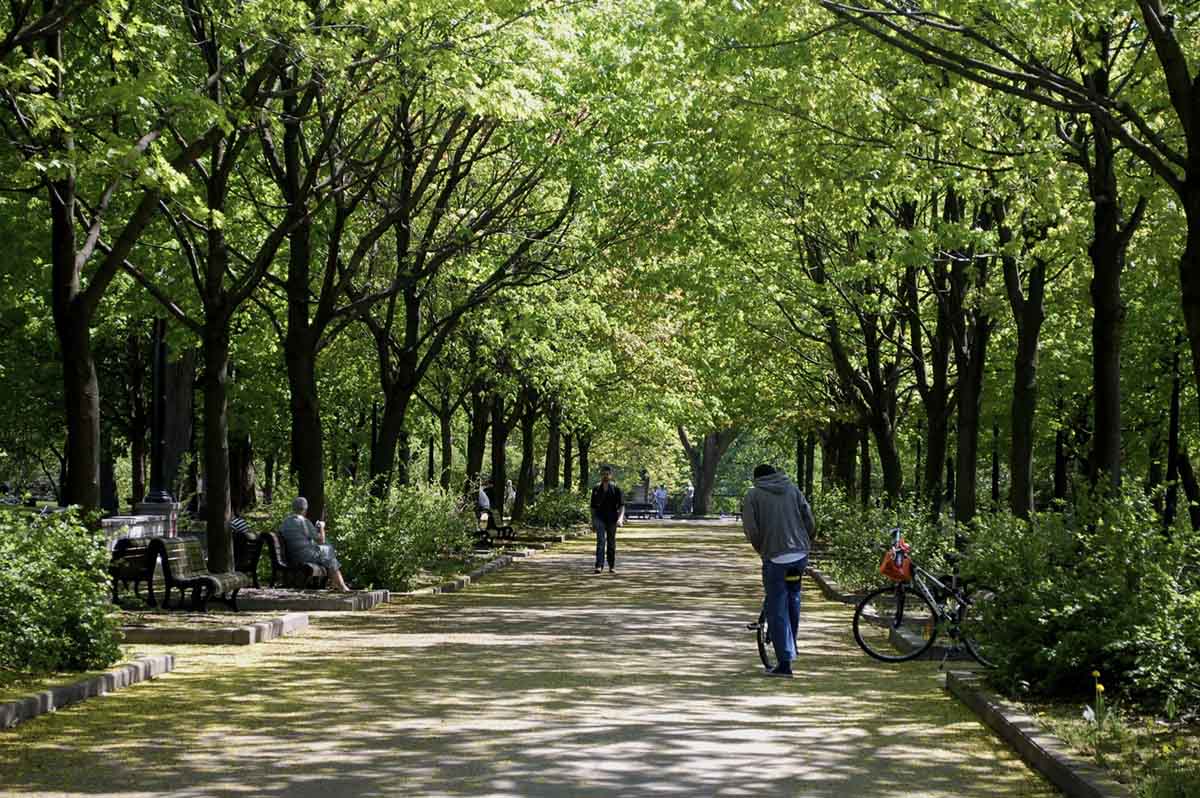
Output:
[{"xmin": 0, "ymin": 524, "xmax": 1056, "ymax": 797}]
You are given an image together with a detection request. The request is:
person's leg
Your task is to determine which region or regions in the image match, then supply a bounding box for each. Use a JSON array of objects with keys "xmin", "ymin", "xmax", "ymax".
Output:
[
  {"xmin": 606, "ymin": 520, "xmax": 617, "ymax": 570},
  {"xmin": 594, "ymin": 516, "xmax": 605, "ymax": 571},
  {"xmin": 762, "ymin": 560, "xmax": 795, "ymax": 670},
  {"xmin": 329, "ymin": 568, "xmax": 350, "ymax": 592},
  {"xmin": 786, "ymin": 559, "xmax": 806, "ymax": 647}
]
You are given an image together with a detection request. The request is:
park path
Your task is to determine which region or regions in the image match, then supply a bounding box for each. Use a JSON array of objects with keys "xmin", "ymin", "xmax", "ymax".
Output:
[{"xmin": 0, "ymin": 523, "xmax": 1057, "ymax": 797}]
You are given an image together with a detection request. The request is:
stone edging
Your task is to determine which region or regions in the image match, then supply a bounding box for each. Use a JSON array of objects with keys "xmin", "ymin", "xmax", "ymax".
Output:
[
  {"xmin": 806, "ymin": 566, "xmax": 867, "ymax": 605},
  {"xmin": 236, "ymin": 589, "xmax": 389, "ymax": 612},
  {"xmin": 0, "ymin": 654, "xmax": 175, "ymax": 730},
  {"xmin": 119, "ymin": 612, "xmax": 309, "ymax": 646},
  {"xmin": 946, "ymin": 672, "xmax": 1133, "ymax": 798}
]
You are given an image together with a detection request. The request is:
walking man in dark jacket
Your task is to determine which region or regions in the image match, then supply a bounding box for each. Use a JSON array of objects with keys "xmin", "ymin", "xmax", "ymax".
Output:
[
  {"xmin": 743, "ymin": 464, "xmax": 815, "ymax": 677},
  {"xmin": 591, "ymin": 465, "xmax": 624, "ymax": 574}
]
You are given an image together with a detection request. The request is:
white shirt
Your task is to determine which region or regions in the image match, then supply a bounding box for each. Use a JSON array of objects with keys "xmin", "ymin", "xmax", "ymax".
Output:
[{"xmin": 478, "ymin": 488, "xmax": 490, "ymax": 509}]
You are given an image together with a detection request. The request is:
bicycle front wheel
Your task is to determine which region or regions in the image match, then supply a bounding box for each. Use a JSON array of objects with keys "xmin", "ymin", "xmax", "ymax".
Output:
[
  {"xmin": 756, "ymin": 609, "xmax": 778, "ymax": 671},
  {"xmin": 853, "ymin": 583, "xmax": 939, "ymax": 662},
  {"xmin": 958, "ymin": 586, "xmax": 998, "ymax": 668}
]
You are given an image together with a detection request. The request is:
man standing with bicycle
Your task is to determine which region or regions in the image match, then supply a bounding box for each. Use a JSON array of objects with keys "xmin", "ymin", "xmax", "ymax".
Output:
[{"xmin": 742, "ymin": 464, "xmax": 815, "ymax": 677}]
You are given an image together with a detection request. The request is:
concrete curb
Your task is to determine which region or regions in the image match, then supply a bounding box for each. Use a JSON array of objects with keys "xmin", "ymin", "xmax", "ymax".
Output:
[
  {"xmin": 807, "ymin": 566, "xmax": 867, "ymax": 605},
  {"xmin": 0, "ymin": 654, "xmax": 175, "ymax": 730},
  {"xmin": 120, "ymin": 612, "xmax": 309, "ymax": 646},
  {"xmin": 236, "ymin": 589, "xmax": 389, "ymax": 612},
  {"xmin": 396, "ymin": 554, "xmax": 517, "ymax": 597},
  {"xmin": 946, "ymin": 672, "xmax": 1133, "ymax": 798}
]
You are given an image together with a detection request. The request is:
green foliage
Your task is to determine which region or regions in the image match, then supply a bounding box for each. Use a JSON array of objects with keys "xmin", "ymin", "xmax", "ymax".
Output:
[
  {"xmin": 319, "ymin": 479, "xmax": 475, "ymax": 591},
  {"xmin": 0, "ymin": 510, "xmax": 121, "ymax": 674},
  {"xmin": 809, "ymin": 489, "xmax": 956, "ymax": 594},
  {"xmin": 964, "ymin": 493, "xmax": 1200, "ymax": 713},
  {"xmin": 1140, "ymin": 762, "xmax": 1200, "ymax": 798},
  {"xmin": 524, "ymin": 488, "xmax": 589, "ymax": 530}
]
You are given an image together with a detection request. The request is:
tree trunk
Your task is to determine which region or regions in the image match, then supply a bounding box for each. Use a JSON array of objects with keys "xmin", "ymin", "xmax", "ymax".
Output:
[
  {"xmin": 1054, "ymin": 428, "xmax": 1068, "ymax": 501},
  {"xmin": 804, "ymin": 432, "xmax": 816, "ymax": 496},
  {"xmin": 796, "ymin": 430, "xmax": 806, "ymax": 488},
  {"xmin": 427, "ymin": 434, "xmax": 435, "ymax": 484},
  {"xmin": 513, "ymin": 402, "xmax": 538, "ymax": 521},
  {"xmin": 491, "ymin": 392, "xmax": 509, "ymax": 507},
  {"xmin": 285, "ymin": 335, "xmax": 325, "ymax": 519},
  {"xmin": 991, "ymin": 420, "xmax": 1001, "ymax": 509},
  {"xmin": 439, "ymin": 401, "xmax": 453, "ymax": 491},
  {"xmin": 100, "ymin": 427, "xmax": 119, "ymax": 514},
  {"xmin": 562, "ymin": 432, "xmax": 573, "ymax": 491},
  {"xmin": 860, "ymin": 427, "xmax": 871, "ymax": 509},
  {"xmin": 577, "ymin": 431, "xmax": 591, "ymax": 493},
  {"xmin": 126, "ymin": 326, "xmax": 149, "ymax": 505},
  {"xmin": 1177, "ymin": 448, "xmax": 1200, "ymax": 531},
  {"xmin": 1165, "ymin": 342, "xmax": 1182, "ymax": 531},
  {"xmin": 229, "ymin": 431, "xmax": 257, "ymax": 515},
  {"xmin": 679, "ymin": 426, "xmax": 737, "ymax": 516},
  {"xmin": 370, "ymin": 389, "xmax": 413, "ymax": 497},
  {"xmin": 203, "ymin": 319, "xmax": 233, "ymax": 572},
  {"xmin": 544, "ymin": 403, "xmax": 561, "ymax": 490},
  {"xmin": 163, "ymin": 349, "xmax": 195, "ymax": 496},
  {"xmin": 263, "ymin": 452, "xmax": 277, "ymax": 505},
  {"xmin": 464, "ymin": 383, "xmax": 490, "ymax": 492}
]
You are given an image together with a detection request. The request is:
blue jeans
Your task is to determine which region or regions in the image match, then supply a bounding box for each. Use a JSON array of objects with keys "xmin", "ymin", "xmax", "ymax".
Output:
[
  {"xmin": 762, "ymin": 558, "xmax": 806, "ymax": 666},
  {"xmin": 594, "ymin": 516, "xmax": 617, "ymax": 569}
]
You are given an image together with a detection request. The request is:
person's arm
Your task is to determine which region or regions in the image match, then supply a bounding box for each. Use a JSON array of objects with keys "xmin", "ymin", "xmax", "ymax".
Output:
[{"xmin": 742, "ymin": 492, "xmax": 762, "ymax": 553}]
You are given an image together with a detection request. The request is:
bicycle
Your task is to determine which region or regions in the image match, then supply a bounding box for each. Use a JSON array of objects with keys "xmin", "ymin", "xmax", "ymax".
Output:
[
  {"xmin": 748, "ymin": 568, "xmax": 804, "ymax": 671},
  {"xmin": 852, "ymin": 528, "xmax": 996, "ymax": 668}
]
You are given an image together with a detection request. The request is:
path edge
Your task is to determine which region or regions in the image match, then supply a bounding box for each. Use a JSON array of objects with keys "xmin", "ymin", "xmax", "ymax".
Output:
[
  {"xmin": 945, "ymin": 671, "xmax": 1133, "ymax": 798},
  {"xmin": 0, "ymin": 654, "xmax": 175, "ymax": 730},
  {"xmin": 119, "ymin": 612, "xmax": 309, "ymax": 646}
]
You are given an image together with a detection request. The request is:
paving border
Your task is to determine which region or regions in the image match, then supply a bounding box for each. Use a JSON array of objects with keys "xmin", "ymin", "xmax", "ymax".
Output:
[
  {"xmin": 119, "ymin": 612, "xmax": 308, "ymax": 645},
  {"xmin": 946, "ymin": 672, "xmax": 1133, "ymax": 798},
  {"xmin": 235, "ymin": 589, "xmax": 389, "ymax": 612},
  {"xmin": 397, "ymin": 553, "xmax": 519, "ymax": 597},
  {"xmin": 0, "ymin": 654, "xmax": 175, "ymax": 730},
  {"xmin": 806, "ymin": 565, "xmax": 868, "ymax": 605}
]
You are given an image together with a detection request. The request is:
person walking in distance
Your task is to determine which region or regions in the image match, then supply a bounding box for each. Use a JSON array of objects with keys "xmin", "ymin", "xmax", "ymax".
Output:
[
  {"xmin": 591, "ymin": 465, "xmax": 624, "ymax": 574},
  {"xmin": 742, "ymin": 464, "xmax": 815, "ymax": 677}
]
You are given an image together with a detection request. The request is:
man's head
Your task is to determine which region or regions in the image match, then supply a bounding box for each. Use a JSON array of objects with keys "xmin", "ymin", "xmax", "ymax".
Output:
[
  {"xmin": 600, "ymin": 465, "xmax": 613, "ymax": 483},
  {"xmin": 292, "ymin": 496, "xmax": 309, "ymax": 516},
  {"xmin": 753, "ymin": 464, "xmax": 776, "ymax": 480}
]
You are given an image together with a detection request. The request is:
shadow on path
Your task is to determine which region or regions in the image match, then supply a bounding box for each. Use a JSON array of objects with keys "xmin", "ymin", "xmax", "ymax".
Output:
[{"xmin": 0, "ymin": 525, "xmax": 1057, "ymax": 797}]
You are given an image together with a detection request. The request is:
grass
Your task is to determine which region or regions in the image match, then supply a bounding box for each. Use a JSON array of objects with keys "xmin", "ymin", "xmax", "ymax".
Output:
[{"xmin": 1028, "ymin": 700, "xmax": 1200, "ymax": 797}]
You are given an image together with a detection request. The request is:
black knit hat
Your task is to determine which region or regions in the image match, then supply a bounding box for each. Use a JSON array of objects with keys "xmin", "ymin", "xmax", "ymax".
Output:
[{"xmin": 753, "ymin": 464, "xmax": 776, "ymax": 479}]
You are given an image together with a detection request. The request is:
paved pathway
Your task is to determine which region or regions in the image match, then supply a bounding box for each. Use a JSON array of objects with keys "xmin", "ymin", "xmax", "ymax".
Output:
[{"xmin": 0, "ymin": 524, "xmax": 1057, "ymax": 797}]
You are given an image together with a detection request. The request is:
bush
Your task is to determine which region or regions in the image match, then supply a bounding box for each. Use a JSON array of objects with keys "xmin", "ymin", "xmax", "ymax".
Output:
[
  {"xmin": 810, "ymin": 489, "xmax": 956, "ymax": 593},
  {"xmin": 963, "ymin": 492, "xmax": 1200, "ymax": 713},
  {"xmin": 524, "ymin": 488, "xmax": 589, "ymax": 529},
  {"xmin": 320, "ymin": 479, "xmax": 475, "ymax": 591},
  {"xmin": 0, "ymin": 509, "xmax": 121, "ymax": 674}
]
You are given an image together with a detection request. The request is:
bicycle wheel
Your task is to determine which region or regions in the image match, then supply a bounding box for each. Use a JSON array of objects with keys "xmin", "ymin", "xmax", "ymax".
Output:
[
  {"xmin": 853, "ymin": 583, "xmax": 939, "ymax": 662},
  {"xmin": 958, "ymin": 586, "xmax": 998, "ymax": 668},
  {"xmin": 756, "ymin": 609, "xmax": 778, "ymax": 671}
]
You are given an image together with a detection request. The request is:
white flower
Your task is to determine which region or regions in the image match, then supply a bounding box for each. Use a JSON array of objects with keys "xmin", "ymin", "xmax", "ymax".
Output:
[{"xmin": 1082, "ymin": 706, "xmax": 1096, "ymax": 723}]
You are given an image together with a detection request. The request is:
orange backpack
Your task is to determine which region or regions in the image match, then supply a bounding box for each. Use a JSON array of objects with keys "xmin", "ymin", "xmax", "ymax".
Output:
[{"xmin": 879, "ymin": 537, "xmax": 913, "ymax": 582}]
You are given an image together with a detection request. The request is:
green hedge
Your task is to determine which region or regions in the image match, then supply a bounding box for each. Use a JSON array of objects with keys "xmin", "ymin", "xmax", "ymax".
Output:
[
  {"xmin": 524, "ymin": 488, "xmax": 589, "ymax": 530},
  {"xmin": 272, "ymin": 479, "xmax": 476, "ymax": 592},
  {"xmin": 813, "ymin": 489, "xmax": 1200, "ymax": 713},
  {"xmin": 0, "ymin": 509, "xmax": 121, "ymax": 674}
]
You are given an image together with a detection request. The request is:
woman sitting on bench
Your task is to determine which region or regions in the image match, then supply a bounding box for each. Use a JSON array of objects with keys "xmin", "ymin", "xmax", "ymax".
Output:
[{"xmin": 280, "ymin": 496, "xmax": 351, "ymax": 592}]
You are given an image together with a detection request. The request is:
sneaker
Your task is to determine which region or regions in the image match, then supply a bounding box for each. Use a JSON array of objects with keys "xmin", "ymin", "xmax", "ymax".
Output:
[
  {"xmin": 764, "ymin": 665, "xmax": 794, "ymax": 678},
  {"xmin": 608, "ymin": 568, "xmax": 615, "ymax": 574},
  {"xmin": 594, "ymin": 567, "xmax": 602, "ymax": 574}
]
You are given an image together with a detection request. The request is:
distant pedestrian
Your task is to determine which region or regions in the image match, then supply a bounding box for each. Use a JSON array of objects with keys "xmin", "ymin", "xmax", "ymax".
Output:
[
  {"xmin": 683, "ymin": 481, "xmax": 695, "ymax": 515},
  {"xmin": 742, "ymin": 464, "xmax": 815, "ymax": 678},
  {"xmin": 504, "ymin": 479, "xmax": 517, "ymax": 517},
  {"xmin": 590, "ymin": 465, "xmax": 624, "ymax": 574},
  {"xmin": 653, "ymin": 484, "xmax": 668, "ymax": 519},
  {"xmin": 478, "ymin": 477, "xmax": 499, "ymax": 530}
]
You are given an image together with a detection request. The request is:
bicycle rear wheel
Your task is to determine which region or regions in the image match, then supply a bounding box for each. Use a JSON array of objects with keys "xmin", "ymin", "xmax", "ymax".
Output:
[
  {"xmin": 756, "ymin": 609, "xmax": 778, "ymax": 671},
  {"xmin": 853, "ymin": 583, "xmax": 939, "ymax": 662},
  {"xmin": 958, "ymin": 586, "xmax": 998, "ymax": 668}
]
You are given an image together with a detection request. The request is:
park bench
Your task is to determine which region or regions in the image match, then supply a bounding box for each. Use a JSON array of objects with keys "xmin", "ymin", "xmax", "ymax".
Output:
[
  {"xmin": 150, "ymin": 537, "xmax": 252, "ymax": 611},
  {"xmin": 624, "ymin": 502, "xmax": 656, "ymax": 519},
  {"xmin": 477, "ymin": 508, "xmax": 515, "ymax": 543},
  {"xmin": 232, "ymin": 525, "xmax": 264, "ymax": 588},
  {"xmin": 108, "ymin": 537, "xmax": 160, "ymax": 606},
  {"xmin": 259, "ymin": 530, "xmax": 329, "ymax": 589}
]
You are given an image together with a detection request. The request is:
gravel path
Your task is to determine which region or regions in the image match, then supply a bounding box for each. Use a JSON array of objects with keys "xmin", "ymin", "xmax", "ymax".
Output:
[{"xmin": 0, "ymin": 524, "xmax": 1057, "ymax": 797}]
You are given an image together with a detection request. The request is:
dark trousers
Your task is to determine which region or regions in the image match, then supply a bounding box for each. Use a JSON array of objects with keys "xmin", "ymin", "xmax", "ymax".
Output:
[
  {"xmin": 762, "ymin": 558, "xmax": 806, "ymax": 665},
  {"xmin": 593, "ymin": 515, "xmax": 617, "ymax": 569}
]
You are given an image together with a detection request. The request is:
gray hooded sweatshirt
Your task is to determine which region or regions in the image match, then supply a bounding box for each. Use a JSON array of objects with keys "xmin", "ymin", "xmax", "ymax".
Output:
[{"xmin": 742, "ymin": 471, "xmax": 815, "ymax": 562}]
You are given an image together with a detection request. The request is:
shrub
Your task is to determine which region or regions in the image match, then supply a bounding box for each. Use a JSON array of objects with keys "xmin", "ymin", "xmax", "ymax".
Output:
[
  {"xmin": 525, "ymin": 488, "xmax": 589, "ymax": 529},
  {"xmin": 963, "ymin": 492, "xmax": 1200, "ymax": 712},
  {"xmin": 0, "ymin": 509, "xmax": 121, "ymax": 674},
  {"xmin": 809, "ymin": 489, "xmax": 956, "ymax": 593},
  {"xmin": 320, "ymin": 479, "xmax": 475, "ymax": 591}
]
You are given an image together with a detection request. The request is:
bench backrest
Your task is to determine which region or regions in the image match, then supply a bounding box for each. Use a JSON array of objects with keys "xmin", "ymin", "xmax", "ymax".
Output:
[
  {"xmin": 111, "ymin": 536, "xmax": 156, "ymax": 562},
  {"xmin": 151, "ymin": 537, "xmax": 208, "ymax": 581},
  {"xmin": 262, "ymin": 530, "xmax": 290, "ymax": 567}
]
